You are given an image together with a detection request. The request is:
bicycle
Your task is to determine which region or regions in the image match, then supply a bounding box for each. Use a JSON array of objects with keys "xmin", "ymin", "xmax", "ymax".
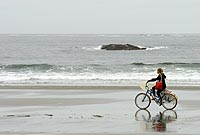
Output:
[{"xmin": 135, "ymin": 85, "xmax": 177, "ymax": 110}]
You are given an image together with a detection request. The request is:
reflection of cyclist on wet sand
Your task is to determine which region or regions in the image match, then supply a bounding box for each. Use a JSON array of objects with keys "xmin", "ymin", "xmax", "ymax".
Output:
[
  {"xmin": 152, "ymin": 112, "xmax": 166, "ymax": 132},
  {"xmin": 146, "ymin": 68, "xmax": 166, "ymax": 101},
  {"xmin": 135, "ymin": 109, "xmax": 177, "ymax": 132},
  {"xmin": 135, "ymin": 109, "xmax": 177, "ymax": 123}
]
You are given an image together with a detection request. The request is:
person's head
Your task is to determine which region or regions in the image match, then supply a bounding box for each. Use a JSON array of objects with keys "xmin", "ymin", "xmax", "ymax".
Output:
[{"xmin": 157, "ymin": 68, "xmax": 163, "ymax": 74}]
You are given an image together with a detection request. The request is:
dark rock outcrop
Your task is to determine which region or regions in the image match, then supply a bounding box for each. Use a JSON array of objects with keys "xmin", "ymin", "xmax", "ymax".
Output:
[{"xmin": 101, "ymin": 44, "xmax": 146, "ymax": 50}]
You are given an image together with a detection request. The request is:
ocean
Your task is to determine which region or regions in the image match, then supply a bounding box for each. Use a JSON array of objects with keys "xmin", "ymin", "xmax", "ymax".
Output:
[{"xmin": 0, "ymin": 34, "xmax": 199, "ymax": 86}]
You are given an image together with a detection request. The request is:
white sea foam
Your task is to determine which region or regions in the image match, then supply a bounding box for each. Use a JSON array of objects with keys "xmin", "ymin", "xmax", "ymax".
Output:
[
  {"xmin": 0, "ymin": 70, "xmax": 200, "ymax": 86},
  {"xmin": 146, "ymin": 46, "xmax": 168, "ymax": 51},
  {"xmin": 97, "ymin": 34, "xmax": 123, "ymax": 37},
  {"xmin": 82, "ymin": 45, "xmax": 102, "ymax": 51},
  {"xmin": 94, "ymin": 45, "xmax": 102, "ymax": 50}
]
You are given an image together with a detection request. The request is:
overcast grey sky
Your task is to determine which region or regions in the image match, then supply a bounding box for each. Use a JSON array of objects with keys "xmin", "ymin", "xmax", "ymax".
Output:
[{"xmin": 0, "ymin": 0, "xmax": 200, "ymax": 34}]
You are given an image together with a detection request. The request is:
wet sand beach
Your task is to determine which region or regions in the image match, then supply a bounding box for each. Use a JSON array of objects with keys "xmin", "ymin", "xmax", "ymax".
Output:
[{"xmin": 0, "ymin": 86, "xmax": 200, "ymax": 135}]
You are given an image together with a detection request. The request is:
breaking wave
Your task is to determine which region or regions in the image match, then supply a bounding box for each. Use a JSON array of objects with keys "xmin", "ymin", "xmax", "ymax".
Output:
[{"xmin": 0, "ymin": 63, "xmax": 199, "ymax": 86}]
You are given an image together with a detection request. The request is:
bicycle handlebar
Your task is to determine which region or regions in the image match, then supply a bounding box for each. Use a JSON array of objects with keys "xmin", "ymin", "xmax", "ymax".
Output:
[{"xmin": 145, "ymin": 83, "xmax": 150, "ymax": 90}]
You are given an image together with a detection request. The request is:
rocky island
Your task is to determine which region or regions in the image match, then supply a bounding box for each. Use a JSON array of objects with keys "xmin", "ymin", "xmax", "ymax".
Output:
[{"xmin": 101, "ymin": 44, "xmax": 146, "ymax": 50}]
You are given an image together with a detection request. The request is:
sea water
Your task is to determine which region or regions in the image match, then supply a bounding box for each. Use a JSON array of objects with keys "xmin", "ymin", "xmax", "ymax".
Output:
[{"xmin": 0, "ymin": 34, "xmax": 199, "ymax": 86}]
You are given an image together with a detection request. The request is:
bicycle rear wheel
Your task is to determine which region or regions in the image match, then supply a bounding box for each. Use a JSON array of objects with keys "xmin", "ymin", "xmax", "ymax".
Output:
[
  {"xmin": 135, "ymin": 93, "xmax": 151, "ymax": 109},
  {"xmin": 162, "ymin": 93, "xmax": 177, "ymax": 110}
]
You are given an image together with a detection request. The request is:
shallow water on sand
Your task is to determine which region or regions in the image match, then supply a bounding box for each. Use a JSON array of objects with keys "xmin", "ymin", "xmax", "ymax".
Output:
[{"xmin": 0, "ymin": 89, "xmax": 199, "ymax": 134}]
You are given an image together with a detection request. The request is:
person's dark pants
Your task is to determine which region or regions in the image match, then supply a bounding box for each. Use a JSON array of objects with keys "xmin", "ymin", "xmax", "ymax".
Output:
[{"xmin": 152, "ymin": 86, "xmax": 162, "ymax": 99}]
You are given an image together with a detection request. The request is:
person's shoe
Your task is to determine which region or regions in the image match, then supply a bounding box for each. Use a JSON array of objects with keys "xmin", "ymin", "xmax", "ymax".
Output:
[
  {"xmin": 159, "ymin": 101, "xmax": 162, "ymax": 106},
  {"xmin": 152, "ymin": 97, "xmax": 156, "ymax": 100}
]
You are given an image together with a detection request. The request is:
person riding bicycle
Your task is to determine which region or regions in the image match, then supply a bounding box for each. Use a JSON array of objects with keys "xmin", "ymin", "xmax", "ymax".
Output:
[{"xmin": 146, "ymin": 68, "xmax": 166, "ymax": 101}]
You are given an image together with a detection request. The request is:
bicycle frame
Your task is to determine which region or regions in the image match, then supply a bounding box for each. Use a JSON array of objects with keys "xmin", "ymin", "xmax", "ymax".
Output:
[
  {"xmin": 142, "ymin": 88, "xmax": 151, "ymax": 102},
  {"xmin": 143, "ymin": 86, "xmax": 164, "ymax": 104}
]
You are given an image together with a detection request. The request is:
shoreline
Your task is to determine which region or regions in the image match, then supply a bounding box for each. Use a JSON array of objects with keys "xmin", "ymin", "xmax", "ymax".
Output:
[{"xmin": 0, "ymin": 84, "xmax": 199, "ymax": 90}]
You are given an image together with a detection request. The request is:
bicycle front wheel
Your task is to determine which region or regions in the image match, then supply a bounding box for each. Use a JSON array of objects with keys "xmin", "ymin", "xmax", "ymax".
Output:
[
  {"xmin": 135, "ymin": 93, "xmax": 151, "ymax": 109},
  {"xmin": 135, "ymin": 109, "xmax": 151, "ymax": 121},
  {"xmin": 162, "ymin": 93, "xmax": 177, "ymax": 110}
]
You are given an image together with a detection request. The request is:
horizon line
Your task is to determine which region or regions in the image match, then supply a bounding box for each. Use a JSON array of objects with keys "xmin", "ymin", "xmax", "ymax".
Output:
[{"xmin": 0, "ymin": 33, "xmax": 200, "ymax": 35}]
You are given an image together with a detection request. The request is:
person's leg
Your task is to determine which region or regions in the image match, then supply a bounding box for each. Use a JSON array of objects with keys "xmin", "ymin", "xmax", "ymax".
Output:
[
  {"xmin": 157, "ymin": 90, "xmax": 162, "ymax": 106},
  {"xmin": 152, "ymin": 86, "xmax": 156, "ymax": 99},
  {"xmin": 157, "ymin": 90, "xmax": 161, "ymax": 99}
]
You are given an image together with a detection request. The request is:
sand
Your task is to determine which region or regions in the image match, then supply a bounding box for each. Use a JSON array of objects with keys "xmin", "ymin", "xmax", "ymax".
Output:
[{"xmin": 0, "ymin": 86, "xmax": 200, "ymax": 135}]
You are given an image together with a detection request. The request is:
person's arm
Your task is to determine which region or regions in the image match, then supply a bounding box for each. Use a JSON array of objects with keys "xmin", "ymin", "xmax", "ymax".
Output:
[
  {"xmin": 146, "ymin": 75, "xmax": 160, "ymax": 85},
  {"xmin": 147, "ymin": 78, "xmax": 157, "ymax": 83}
]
